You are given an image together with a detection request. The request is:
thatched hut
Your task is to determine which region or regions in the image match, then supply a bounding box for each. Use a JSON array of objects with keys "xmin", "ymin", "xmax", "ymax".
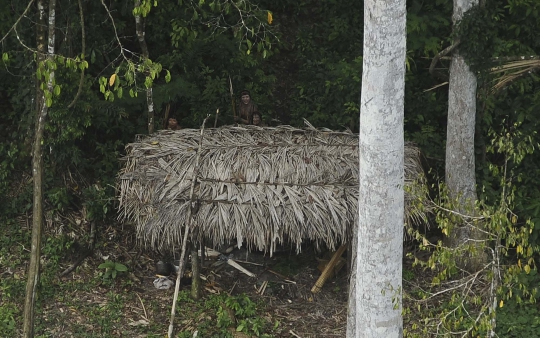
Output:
[{"xmin": 118, "ymin": 122, "xmax": 427, "ymax": 255}]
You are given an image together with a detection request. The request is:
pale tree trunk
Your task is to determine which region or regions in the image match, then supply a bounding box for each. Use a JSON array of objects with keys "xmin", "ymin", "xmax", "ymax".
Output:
[
  {"xmin": 23, "ymin": 0, "xmax": 56, "ymax": 336},
  {"xmin": 346, "ymin": 0, "xmax": 406, "ymax": 337},
  {"xmin": 445, "ymin": 0, "xmax": 485, "ymax": 269},
  {"xmin": 134, "ymin": 0, "xmax": 155, "ymax": 134}
]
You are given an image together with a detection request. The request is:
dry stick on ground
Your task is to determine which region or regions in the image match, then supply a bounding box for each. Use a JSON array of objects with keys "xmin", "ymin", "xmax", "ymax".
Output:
[{"xmin": 168, "ymin": 114, "xmax": 211, "ymax": 338}]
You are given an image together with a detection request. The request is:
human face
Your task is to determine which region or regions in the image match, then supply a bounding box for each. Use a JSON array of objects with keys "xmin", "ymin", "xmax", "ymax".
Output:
[
  {"xmin": 168, "ymin": 118, "xmax": 178, "ymax": 128},
  {"xmin": 241, "ymin": 94, "xmax": 250, "ymax": 105},
  {"xmin": 252, "ymin": 114, "xmax": 261, "ymax": 125}
]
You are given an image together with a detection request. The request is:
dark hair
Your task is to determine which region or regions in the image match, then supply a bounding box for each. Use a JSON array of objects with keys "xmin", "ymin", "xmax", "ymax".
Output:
[
  {"xmin": 252, "ymin": 111, "xmax": 262, "ymax": 118},
  {"xmin": 240, "ymin": 90, "xmax": 250, "ymax": 96}
]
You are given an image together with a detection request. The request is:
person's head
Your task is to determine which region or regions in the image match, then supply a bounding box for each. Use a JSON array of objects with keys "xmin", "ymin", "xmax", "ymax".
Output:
[
  {"xmin": 168, "ymin": 117, "xmax": 179, "ymax": 129},
  {"xmin": 240, "ymin": 90, "xmax": 251, "ymax": 105},
  {"xmin": 252, "ymin": 111, "xmax": 262, "ymax": 126}
]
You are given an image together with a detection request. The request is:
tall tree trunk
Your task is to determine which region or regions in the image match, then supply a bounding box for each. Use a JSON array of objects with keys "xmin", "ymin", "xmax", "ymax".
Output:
[
  {"xmin": 445, "ymin": 0, "xmax": 485, "ymax": 269},
  {"xmin": 23, "ymin": 0, "xmax": 56, "ymax": 336},
  {"xmin": 346, "ymin": 0, "xmax": 406, "ymax": 337},
  {"xmin": 134, "ymin": 0, "xmax": 155, "ymax": 134}
]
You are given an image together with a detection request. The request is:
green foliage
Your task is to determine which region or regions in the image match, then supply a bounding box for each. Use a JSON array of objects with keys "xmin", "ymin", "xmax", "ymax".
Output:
[
  {"xmin": 42, "ymin": 235, "xmax": 75, "ymax": 268},
  {"xmin": 405, "ymin": 120, "xmax": 538, "ymax": 336},
  {"xmin": 496, "ymin": 285, "xmax": 540, "ymax": 337},
  {"xmin": 98, "ymin": 260, "xmax": 128, "ymax": 280},
  {"xmin": 221, "ymin": 294, "xmax": 270, "ymax": 337},
  {"xmin": 0, "ymin": 304, "xmax": 17, "ymax": 336},
  {"xmin": 82, "ymin": 185, "xmax": 114, "ymax": 221}
]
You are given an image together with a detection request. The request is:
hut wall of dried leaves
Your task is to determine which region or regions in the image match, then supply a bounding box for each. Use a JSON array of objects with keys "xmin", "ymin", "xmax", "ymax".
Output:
[{"xmin": 118, "ymin": 123, "xmax": 427, "ymax": 255}]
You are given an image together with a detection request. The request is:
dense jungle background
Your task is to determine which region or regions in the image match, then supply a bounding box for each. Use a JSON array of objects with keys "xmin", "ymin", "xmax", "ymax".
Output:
[{"xmin": 1, "ymin": 0, "xmax": 540, "ymax": 337}]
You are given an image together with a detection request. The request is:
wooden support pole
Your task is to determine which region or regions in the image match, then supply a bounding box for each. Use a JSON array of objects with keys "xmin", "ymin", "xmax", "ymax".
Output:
[
  {"xmin": 191, "ymin": 243, "xmax": 201, "ymax": 300},
  {"xmin": 168, "ymin": 115, "xmax": 210, "ymax": 338}
]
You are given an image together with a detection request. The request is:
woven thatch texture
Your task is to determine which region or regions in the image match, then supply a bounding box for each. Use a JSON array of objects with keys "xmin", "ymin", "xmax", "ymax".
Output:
[{"xmin": 118, "ymin": 124, "xmax": 426, "ymax": 254}]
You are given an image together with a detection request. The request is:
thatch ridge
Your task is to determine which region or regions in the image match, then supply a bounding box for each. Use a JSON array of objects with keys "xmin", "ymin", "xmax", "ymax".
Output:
[{"xmin": 118, "ymin": 123, "xmax": 427, "ymax": 254}]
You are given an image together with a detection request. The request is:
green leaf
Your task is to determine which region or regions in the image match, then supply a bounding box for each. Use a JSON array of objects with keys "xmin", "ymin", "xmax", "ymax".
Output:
[
  {"xmin": 144, "ymin": 76, "xmax": 152, "ymax": 88},
  {"xmin": 53, "ymin": 85, "xmax": 61, "ymax": 96},
  {"xmin": 2, "ymin": 53, "xmax": 8, "ymax": 62},
  {"xmin": 115, "ymin": 263, "xmax": 128, "ymax": 272},
  {"xmin": 98, "ymin": 261, "xmax": 114, "ymax": 269}
]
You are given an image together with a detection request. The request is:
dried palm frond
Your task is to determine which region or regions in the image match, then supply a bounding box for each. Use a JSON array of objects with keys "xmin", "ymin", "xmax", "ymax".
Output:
[
  {"xmin": 490, "ymin": 59, "xmax": 540, "ymax": 93},
  {"xmin": 118, "ymin": 123, "xmax": 429, "ymax": 255}
]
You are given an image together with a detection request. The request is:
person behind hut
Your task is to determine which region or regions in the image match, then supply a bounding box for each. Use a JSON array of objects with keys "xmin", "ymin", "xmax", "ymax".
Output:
[
  {"xmin": 167, "ymin": 116, "xmax": 181, "ymax": 130},
  {"xmin": 235, "ymin": 90, "xmax": 258, "ymax": 125},
  {"xmin": 251, "ymin": 111, "xmax": 267, "ymax": 127}
]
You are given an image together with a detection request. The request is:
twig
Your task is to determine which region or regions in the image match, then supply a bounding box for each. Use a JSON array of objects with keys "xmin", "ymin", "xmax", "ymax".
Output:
[
  {"xmin": 234, "ymin": 259, "xmax": 265, "ymax": 267},
  {"xmin": 100, "ymin": 0, "xmax": 129, "ymax": 62},
  {"xmin": 0, "ymin": 0, "xmax": 35, "ymax": 45},
  {"xmin": 258, "ymin": 280, "xmax": 268, "ymax": 295},
  {"xmin": 228, "ymin": 280, "xmax": 238, "ymax": 295},
  {"xmin": 135, "ymin": 292, "xmax": 148, "ymax": 321},
  {"xmin": 168, "ymin": 114, "xmax": 211, "ymax": 338},
  {"xmin": 429, "ymin": 39, "xmax": 461, "ymax": 81},
  {"xmin": 289, "ymin": 330, "xmax": 302, "ymax": 338},
  {"xmin": 67, "ymin": 0, "xmax": 86, "ymax": 109},
  {"xmin": 267, "ymin": 269, "xmax": 289, "ymax": 280}
]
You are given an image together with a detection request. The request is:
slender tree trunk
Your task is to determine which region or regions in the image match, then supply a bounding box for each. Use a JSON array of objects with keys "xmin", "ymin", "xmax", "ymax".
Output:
[
  {"xmin": 134, "ymin": 0, "xmax": 155, "ymax": 134},
  {"xmin": 23, "ymin": 0, "xmax": 56, "ymax": 336},
  {"xmin": 445, "ymin": 0, "xmax": 485, "ymax": 269},
  {"xmin": 346, "ymin": 0, "xmax": 406, "ymax": 337}
]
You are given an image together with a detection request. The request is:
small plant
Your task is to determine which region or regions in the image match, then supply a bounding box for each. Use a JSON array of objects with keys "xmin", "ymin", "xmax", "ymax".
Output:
[
  {"xmin": 403, "ymin": 268, "xmax": 415, "ymax": 281},
  {"xmin": 98, "ymin": 260, "xmax": 128, "ymax": 280},
  {"xmin": 0, "ymin": 304, "xmax": 17, "ymax": 336}
]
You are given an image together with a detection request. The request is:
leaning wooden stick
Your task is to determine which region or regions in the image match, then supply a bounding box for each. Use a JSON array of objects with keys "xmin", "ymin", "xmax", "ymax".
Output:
[
  {"xmin": 168, "ymin": 114, "xmax": 211, "ymax": 338},
  {"xmin": 229, "ymin": 76, "xmax": 236, "ymax": 119},
  {"xmin": 311, "ymin": 244, "xmax": 347, "ymax": 294}
]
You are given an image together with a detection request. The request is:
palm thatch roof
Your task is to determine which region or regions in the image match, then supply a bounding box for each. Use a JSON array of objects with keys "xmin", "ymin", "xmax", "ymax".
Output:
[{"xmin": 117, "ymin": 122, "xmax": 427, "ymax": 255}]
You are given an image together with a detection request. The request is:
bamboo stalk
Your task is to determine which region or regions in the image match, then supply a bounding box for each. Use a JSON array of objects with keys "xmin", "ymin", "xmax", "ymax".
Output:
[
  {"xmin": 168, "ymin": 114, "xmax": 210, "ymax": 338},
  {"xmin": 311, "ymin": 245, "xmax": 347, "ymax": 294}
]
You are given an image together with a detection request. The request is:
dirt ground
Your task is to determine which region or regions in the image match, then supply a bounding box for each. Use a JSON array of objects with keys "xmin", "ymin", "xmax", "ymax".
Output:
[
  {"xmin": 124, "ymin": 244, "xmax": 350, "ymax": 337},
  {"xmin": 32, "ymin": 220, "xmax": 352, "ymax": 338}
]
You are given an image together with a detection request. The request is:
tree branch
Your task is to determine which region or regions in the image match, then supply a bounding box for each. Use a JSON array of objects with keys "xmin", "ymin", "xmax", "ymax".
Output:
[
  {"xmin": 429, "ymin": 39, "xmax": 461, "ymax": 81},
  {"xmin": 67, "ymin": 0, "xmax": 86, "ymax": 109},
  {"xmin": 0, "ymin": 0, "xmax": 35, "ymax": 45}
]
